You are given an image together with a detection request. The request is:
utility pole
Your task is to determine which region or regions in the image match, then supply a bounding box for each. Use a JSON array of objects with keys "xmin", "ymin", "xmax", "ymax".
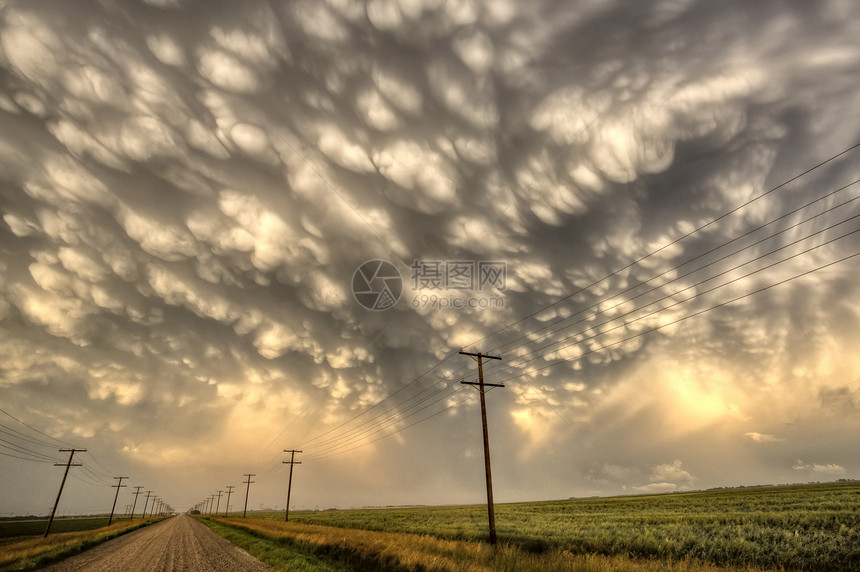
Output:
[
  {"xmin": 142, "ymin": 491, "xmax": 152, "ymax": 519},
  {"xmin": 130, "ymin": 486, "xmax": 143, "ymax": 520},
  {"xmin": 460, "ymin": 350, "xmax": 503, "ymax": 545},
  {"xmin": 44, "ymin": 448, "xmax": 86, "ymax": 537},
  {"xmin": 225, "ymin": 485, "xmax": 235, "ymax": 516},
  {"xmin": 108, "ymin": 476, "xmax": 128, "ymax": 525},
  {"xmin": 282, "ymin": 450, "xmax": 302, "ymax": 522},
  {"xmin": 242, "ymin": 474, "xmax": 255, "ymax": 517},
  {"xmin": 214, "ymin": 490, "xmax": 223, "ymax": 516}
]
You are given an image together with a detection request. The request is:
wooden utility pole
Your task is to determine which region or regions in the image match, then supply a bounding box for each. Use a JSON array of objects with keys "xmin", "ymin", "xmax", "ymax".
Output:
[
  {"xmin": 108, "ymin": 476, "xmax": 128, "ymax": 525},
  {"xmin": 130, "ymin": 486, "xmax": 143, "ymax": 520},
  {"xmin": 242, "ymin": 474, "xmax": 255, "ymax": 517},
  {"xmin": 142, "ymin": 491, "xmax": 152, "ymax": 519},
  {"xmin": 224, "ymin": 485, "xmax": 235, "ymax": 516},
  {"xmin": 44, "ymin": 448, "xmax": 86, "ymax": 537},
  {"xmin": 459, "ymin": 350, "xmax": 503, "ymax": 545},
  {"xmin": 214, "ymin": 490, "xmax": 223, "ymax": 516},
  {"xmin": 282, "ymin": 450, "xmax": 302, "ymax": 522}
]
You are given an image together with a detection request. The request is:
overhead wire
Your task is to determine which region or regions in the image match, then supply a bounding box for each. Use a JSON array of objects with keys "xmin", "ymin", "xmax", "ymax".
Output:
[
  {"xmin": 304, "ymin": 384, "xmax": 470, "ymax": 459},
  {"xmin": 479, "ymin": 203, "xmax": 860, "ymax": 379},
  {"xmin": 494, "ymin": 225, "xmax": 860, "ymax": 380},
  {"xmin": 496, "ymin": 248, "xmax": 860, "ymax": 384},
  {"xmin": 292, "ymin": 143, "xmax": 860, "ymax": 460},
  {"xmin": 484, "ymin": 178, "xmax": 860, "ymax": 359},
  {"xmin": 303, "ymin": 233, "xmax": 860, "ymax": 461},
  {"xmin": 0, "ymin": 407, "xmax": 74, "ymax": 447},
  {"xmin": 461, "ymin": 141, "xmax": 860, "ymax": 352},
  {"xmin": 304, "ymin": 389, "xmax": 479, "ymax": 461}
]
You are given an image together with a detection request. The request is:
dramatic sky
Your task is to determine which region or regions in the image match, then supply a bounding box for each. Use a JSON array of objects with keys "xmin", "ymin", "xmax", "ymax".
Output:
[{"xmin": 2, "ymin": 0, "xmax": 860, "ymax": 516}]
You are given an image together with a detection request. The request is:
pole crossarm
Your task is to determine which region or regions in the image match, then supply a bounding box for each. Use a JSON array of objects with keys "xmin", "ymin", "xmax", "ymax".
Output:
[{"xmin": 461, "ymin": 381, "xmax": 505, "ymax": 388}]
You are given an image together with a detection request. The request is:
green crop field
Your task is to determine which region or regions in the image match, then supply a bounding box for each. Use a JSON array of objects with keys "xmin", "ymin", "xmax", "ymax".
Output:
[
  {"xmin": 0, "ymin": 518, "xmax": 112, "ymax": 540},
  {"xmin": 238, "ymin": 482, "xmax": 860, "ymax": 570}
]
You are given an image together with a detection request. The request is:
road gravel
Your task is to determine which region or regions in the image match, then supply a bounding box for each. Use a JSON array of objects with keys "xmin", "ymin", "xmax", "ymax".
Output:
[{"xmin": 40, "ymin": 515, "xmax": 273, "ymax": 571}]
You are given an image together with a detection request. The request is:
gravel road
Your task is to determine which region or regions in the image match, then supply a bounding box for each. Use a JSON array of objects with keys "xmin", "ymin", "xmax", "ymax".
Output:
[{"xmin": 41, "ymin": 515, "xmax": 273, "ymax": 571}]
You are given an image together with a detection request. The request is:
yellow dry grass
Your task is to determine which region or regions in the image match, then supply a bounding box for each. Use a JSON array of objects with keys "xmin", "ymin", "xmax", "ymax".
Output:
[
  {"xmin": 211, "ymin": 517, "xmax": 770, "ymax": 572},
  {"xmin": 0, "ymin": 518, "xmax": 160, "ymax": 571}
]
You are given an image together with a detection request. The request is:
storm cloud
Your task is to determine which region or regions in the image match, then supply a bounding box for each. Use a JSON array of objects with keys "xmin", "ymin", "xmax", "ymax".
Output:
[{"xmin": 1, "ymin": 0, "xmax": 859, "ymax": 514}]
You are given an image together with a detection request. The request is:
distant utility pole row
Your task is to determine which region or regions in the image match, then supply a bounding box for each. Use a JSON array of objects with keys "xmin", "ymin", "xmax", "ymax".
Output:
[
  {"xmin": 42, "ymin": 448, "xmax": 172, "ymax": 537},
  {"xmin": 197, "ymin": 454, "xmax": 302, "ymax": 521}
]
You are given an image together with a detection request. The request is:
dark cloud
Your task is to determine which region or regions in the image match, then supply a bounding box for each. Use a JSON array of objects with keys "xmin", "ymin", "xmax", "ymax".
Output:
[{"xmin": 1, "ymin": 0, "xmax": 859, "ymax": 514}]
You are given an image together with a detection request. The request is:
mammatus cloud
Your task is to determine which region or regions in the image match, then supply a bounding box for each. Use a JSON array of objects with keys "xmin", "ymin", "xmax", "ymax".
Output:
[{"xmin": 1, "ymin": 0, "xmax": 859, "ymax": 513}]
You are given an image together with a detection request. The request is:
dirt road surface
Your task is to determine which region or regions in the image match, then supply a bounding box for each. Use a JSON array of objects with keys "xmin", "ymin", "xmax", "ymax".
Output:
[{"xmin": 41, "ymin": 515, "xmax": 273, "ymax": 571}]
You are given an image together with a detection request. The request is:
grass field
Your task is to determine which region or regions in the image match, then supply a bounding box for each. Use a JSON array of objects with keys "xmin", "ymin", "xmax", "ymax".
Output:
[
  {"xmin": 0, "ymin": 517, "xmax": 112, "ymax": 539},
  {"xmin": 0, "ymin": 517, "xmax": 164, "ymax": 572},
  {"xmin": 233, "ymin": 482, "xmax": 859, "ymax": 571},
  {"xmin": 202, "ymin": 516, "xmax": 765, "ymax": 572}
]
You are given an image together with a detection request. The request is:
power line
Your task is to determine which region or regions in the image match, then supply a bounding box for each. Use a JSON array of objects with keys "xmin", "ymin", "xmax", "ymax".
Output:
[
  {"xmin": 304, "ymin": 220, "xmax": 856, "ymax": 459},
  {"xmin": 305, "ymin": 376, "xmax": 464, "ymax": 453},
  {"xmin": 496, "ymin": 248, "xmax": 860, "ymax": 384},
  {"xmin": 484, "ymin": 178, "xmax": 860, "ymax": 359},
  {"xmin": 0, "ymin": 408, "xmax": 74, "ymax": 447},
  {"xmin": 481, "ymin": 216, "xmax": 860, "ymax": 378},
  {"xmin": 298, "ymin": 350, "xmax": 465, "ymax": 448},
  {"xmin": 304, "ymin": 390, "xmax": 479, "ymax": 461},
  {"xmin": 304, "ymin": 384, "xmax": 467, "ymax": 459},
  {"xmin": 291, "ymin": 143, "xmax": 860, "ymax": 460},
  {"xmin": 302, "ymin": 189, "xmax": 860, "ymax": 460},
  {"xmin": 0, "ymin": 423, "xmax": 63, "ymax": 449},
  {"xmin": 0, "ymin": 450, "xmax": 57, "ymax": 463},
  {"xmin": 0, "ymin": 439, "xmax": 59, "ymax": 462},
  {"xmin": 462, "ymin": 141, "xmax": 860, "ymax": 351}
]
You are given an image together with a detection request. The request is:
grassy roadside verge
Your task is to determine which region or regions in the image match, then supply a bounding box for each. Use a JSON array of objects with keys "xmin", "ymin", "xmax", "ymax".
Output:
[
  {"xmin": 196, "ymin": 518, "xmax": 348, "ymax": 572},
  {"xmin": 0, "ymin": 517, "xmax": 166, "ymax": 572},
  {"xmin": 203, "ymin": 517, "xmax": 766, "ymax": 572}
]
